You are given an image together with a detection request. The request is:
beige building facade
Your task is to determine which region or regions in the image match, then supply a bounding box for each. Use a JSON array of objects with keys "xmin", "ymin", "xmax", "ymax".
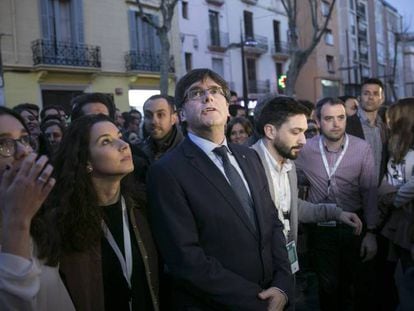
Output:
[{"xmin": 0, "ymin": 0, "xmax": 175, "ymax": 112}]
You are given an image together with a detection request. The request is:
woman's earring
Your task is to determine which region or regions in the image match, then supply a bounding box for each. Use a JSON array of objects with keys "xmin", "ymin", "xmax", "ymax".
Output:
[{"xmin": 86, "ymin": 165, "xmax": 93, "ymax": 173}]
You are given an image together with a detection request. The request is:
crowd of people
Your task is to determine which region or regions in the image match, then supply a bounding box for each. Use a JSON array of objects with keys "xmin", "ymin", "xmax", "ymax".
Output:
[{"xmin": 0, "ymin": 69, "xmax": 413, "ymax": 311}]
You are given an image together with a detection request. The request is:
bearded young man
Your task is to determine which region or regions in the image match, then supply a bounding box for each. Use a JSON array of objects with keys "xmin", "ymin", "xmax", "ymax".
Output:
[
  {"xmin": 251, "ymin": 96, "xmax": 362, "ymax": 245},
  {"xmin": 295, "ymin": 97, "xmax": 379, "ymax": 311}
]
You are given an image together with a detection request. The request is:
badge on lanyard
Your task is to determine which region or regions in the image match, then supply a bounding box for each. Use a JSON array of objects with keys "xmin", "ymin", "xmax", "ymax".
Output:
[
  {"xmin": 286, "ymin": 241, "xmax": 299, "ymax": 274},
  {"xmin": 102, "ymin": 196, "xmax": 133, "ymax": 310},
  {"xmin": 319, "ymin": 134, "xmax": 349, "ymax": 196}
]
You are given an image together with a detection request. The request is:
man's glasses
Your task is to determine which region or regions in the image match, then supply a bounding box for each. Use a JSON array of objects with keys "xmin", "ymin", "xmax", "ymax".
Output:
[
  {"xmin": 185, "ymin": 86, "xmax": 225, "ymax": 101},
  {"xmin": 0, "ymin": 136, "xmax": 33, "ymax": 157}
]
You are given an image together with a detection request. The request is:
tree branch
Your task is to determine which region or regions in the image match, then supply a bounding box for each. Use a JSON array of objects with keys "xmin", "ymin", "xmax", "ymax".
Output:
[
  {"xmin": 304, "ymin": 0, "xmax": 336, "ymax": 56},
  {"xmin": 313, "ymin": 0, "xmax": 336, "ymax": 45}
]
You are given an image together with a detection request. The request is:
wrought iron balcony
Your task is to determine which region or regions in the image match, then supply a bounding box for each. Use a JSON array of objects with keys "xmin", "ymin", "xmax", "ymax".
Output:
[
  {"xmin": 358, "ymin": 29, "xmax": 367, "ymax": 40},
  {"xmin": 248, "ymin": 80, "xmax": 270, "ymax": 94},
  {"xmin": 271, "ymin": 41, "xmax": 290, "ymax": 60},
  {"xmin": 125, "ymin": 50, "xmax": 160, "ymax": 72},
  {"xmin": 241, "ymin": 0, "xmax": 258, "ymax": 4},
  {"xmin": 356, "ymin": 5, "xmax": 366, "ymax": 19},
  {"xmin": 125, "ymin": 51, "xmax": 174, "ymax": 73},
  {"xmin": 206, "ymin": 0, "xmax": 224, "ymax": 6},
  {"xmin": 31, "ymin": 39, "xmax": 101, "ymax": 68},
  {"xmin": 207, "ymin": 31, "xmax": 229, "ymax": 52},
  {"xmin": 243, "ymin": 34, "xmax": 268, "ymax": 54}
]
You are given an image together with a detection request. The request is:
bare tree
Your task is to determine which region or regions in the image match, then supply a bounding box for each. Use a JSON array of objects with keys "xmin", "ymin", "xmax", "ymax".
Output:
[
  {"xmin": 135, "ymin": 0, "xmax": 179, "ymax": 95},
  {"xmin": 281, "ymin": 0, "xmax": 337, "ymax": 96}
]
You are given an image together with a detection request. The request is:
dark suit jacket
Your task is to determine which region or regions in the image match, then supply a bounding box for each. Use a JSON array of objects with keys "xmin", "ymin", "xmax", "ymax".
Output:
[{"xmin": 147, "ymin": 138, "xmax": 293, "ymax": 310}]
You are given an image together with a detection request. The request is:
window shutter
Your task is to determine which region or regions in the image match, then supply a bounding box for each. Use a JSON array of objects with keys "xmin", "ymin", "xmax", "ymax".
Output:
[
  {"xmin": 151, "ymin": 15, "xmax": 161, "ymax": 54},
  {"xmin": 243, "ymin": 11, "xmax": 254, "ymax": 39},
  {"xmin": 128, "ymin": 11, "xmax": 138, "ymax": 51},
  {"xmin": 137, "ymin": 15, "xmax": 149, "ymax": 52},
  {"xmin": 71, "ymin": 0, "xmax": 84, "ymax": 44},
  {"xmin": 40, "ymin": 0, "xmax": 53, "ymax": 40}
]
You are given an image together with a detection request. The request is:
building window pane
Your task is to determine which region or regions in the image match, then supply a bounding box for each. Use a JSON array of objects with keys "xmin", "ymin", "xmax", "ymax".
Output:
[
  {"xmin": 326, "ymin": 55, "xmax": 335, "ymax": 73},
  {"xmin": 212, "ymin": 58, "xmax": 224, "ymax": 77},
  {"xmin": 324, "ymin": 29, "xmax": 334, "ymax": 45},
  {"xmin": 243, "ymin": 11, "xmax": 254, "ymax": 39},
  {"xmin": 321, "ymin": 79, "xmax": 339, "ymax": 97},
  {"xmin": 59, "ymin": 0, "xmax": 72, "ymax": 42},
  {"xmin": 209, "ymin": 10, "xmax": 220, "ymax": 46},
  {"xmin": 185, "ymin": 52, "xmax": 192, "ymax": 72},
  {"xmin": 321, "ymin": 1, "xmax": 330, "ymax": 17},
  {"xmin": 276, "ymin": 62, "xmax": 283, "ymax": 77},
  {"xmin": 182, "ymin": 1, "xmax": 188, "ymax": 19}
]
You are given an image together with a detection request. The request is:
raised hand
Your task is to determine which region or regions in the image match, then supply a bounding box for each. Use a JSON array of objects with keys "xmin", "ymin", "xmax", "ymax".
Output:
[{"xmin": 0, "ymin": 154, "xmax": 55, "ymax": 258}]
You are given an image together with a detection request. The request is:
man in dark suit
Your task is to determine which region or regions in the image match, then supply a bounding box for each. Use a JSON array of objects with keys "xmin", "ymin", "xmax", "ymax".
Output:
[
  {"xmin": 147, "ymin": 69, "xmax": 293, "ymax": 310},
  {"xmin": 345, "ymin": 78, "xmax": 388, "ymax": 185},
  {"xmin": 346, "ymin": 79, "xmax": 398, "ymax": 310}
]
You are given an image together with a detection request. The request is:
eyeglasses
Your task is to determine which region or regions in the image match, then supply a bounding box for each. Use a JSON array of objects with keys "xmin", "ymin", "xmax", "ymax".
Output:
[
  {"xmin": 0, "ymin": 136, "xmax": 33, "ymax": 157},
  {"xmin": 185, "ymin": 86, "xmax": 225, "ymax": 101}
]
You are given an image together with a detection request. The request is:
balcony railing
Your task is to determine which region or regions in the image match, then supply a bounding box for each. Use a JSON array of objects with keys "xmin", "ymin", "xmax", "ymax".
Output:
[
  {"xmin": 271, "ymin": 41, "xmax": 290, "ymax": 59},
  {"xmin": 244, "ymin": 34, "xmax": 268, "ymax": 54},
  {"xmin": 248, "ymin": 80, "xmax": 270, "ymax": 94},
  {"xmin": 125, "ymin": 51, "xmax": 175, "ymax": 73},
  {"xmin": 206, "ymin": 0, "xmax": 225, "ymax": 5},
  {"xmin": 358, "ymin": 29, "xmax": 367, "ymax": 40},
  {"xmin": 241, "ymin": 0, "xmax": 258, "ymax": 4},
  {"xmin": 356, "ymin": 5, "xmax": 366, "ymax": 19},
  {"xmin": 31, "ymin": 39, "xmax": 101, "ymax": 68},
  {"xmin": 207, "ymin": 31, "xmax": 229, "ymax": 52}
]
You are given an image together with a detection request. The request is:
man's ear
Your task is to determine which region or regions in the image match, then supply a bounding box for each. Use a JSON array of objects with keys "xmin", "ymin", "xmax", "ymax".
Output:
[
  {"xmin": 179, "ymin": 109, "xmax": 186, "ymax": 122},
  {"xmin": 263, "ymin": 124, "xmax": 276, "ymax": 140},
  {"xmin": 171, "ymin": 111, "xmax": 178, "ymax": 124}
]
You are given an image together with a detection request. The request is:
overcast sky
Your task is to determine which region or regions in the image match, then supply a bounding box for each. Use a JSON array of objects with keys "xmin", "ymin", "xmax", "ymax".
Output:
[{"xmin": 388, "ymin": 0, "xmax": 414, "ymax": 32}]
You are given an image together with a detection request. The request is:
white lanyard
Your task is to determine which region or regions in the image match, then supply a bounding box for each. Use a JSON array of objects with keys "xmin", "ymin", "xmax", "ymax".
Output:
[
  {"xmin": 102, "ymin": 196, "xmax": 133, "ymax": 290},
  {"xmin": 319, "ymin": 134, "xmax": 349, "ymax": 195}
]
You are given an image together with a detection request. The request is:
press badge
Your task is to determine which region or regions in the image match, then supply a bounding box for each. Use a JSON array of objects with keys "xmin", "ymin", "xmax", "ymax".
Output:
[{"xmin": 286, "ymin": 241, "xmax": 299, "ymax": 274}]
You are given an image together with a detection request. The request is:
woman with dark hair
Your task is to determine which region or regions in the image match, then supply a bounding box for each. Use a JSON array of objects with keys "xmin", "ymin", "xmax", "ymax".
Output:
[
  {"xmin": 48, "ymin": 114, "xmax": 159, "ymax": 310},
  {"xmin": 226, "ymin": 117, "xmax": 253, "ymax": 145},
  {"xmin": 380, "ymin": 98, "xmax": 414, "ymax": 310},
  {"xmin": 1, "ymin": 113, "xmax": 159, "ymax": 310},
  {"xmin": 0, "ymin": 107, "xmax": 71, "ymax": 309}
]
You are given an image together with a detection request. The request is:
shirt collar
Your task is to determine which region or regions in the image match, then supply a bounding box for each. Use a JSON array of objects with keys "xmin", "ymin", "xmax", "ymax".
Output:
[
  {"xmin": 322, "ymin": 134, "xmax": 347, "ymax": 152},
  {"xmin": 259, "ymin": 139, "xmax": 292, "ymax": 173},
  {"xmin": 188, "ymin": 132, "xmax": 230, "ymax": 155},
  {"xmin": 357, "ymin": 106, "xmax": 383, "ymax": 127}
]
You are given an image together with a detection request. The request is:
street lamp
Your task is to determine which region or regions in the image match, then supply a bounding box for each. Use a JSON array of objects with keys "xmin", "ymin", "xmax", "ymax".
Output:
[
  {"xmin": 228, "ymin": 30, "xmax": 257, "ymax": 116},
  {"xmin": 240, "ymin": 32, "xmax": 248, "ymax": 116}
]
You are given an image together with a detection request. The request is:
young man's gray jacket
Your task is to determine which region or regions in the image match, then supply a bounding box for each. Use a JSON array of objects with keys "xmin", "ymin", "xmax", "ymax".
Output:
[{"xmin": 251, "ymin": 140, "xmax": 343, "ymax": 243}]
